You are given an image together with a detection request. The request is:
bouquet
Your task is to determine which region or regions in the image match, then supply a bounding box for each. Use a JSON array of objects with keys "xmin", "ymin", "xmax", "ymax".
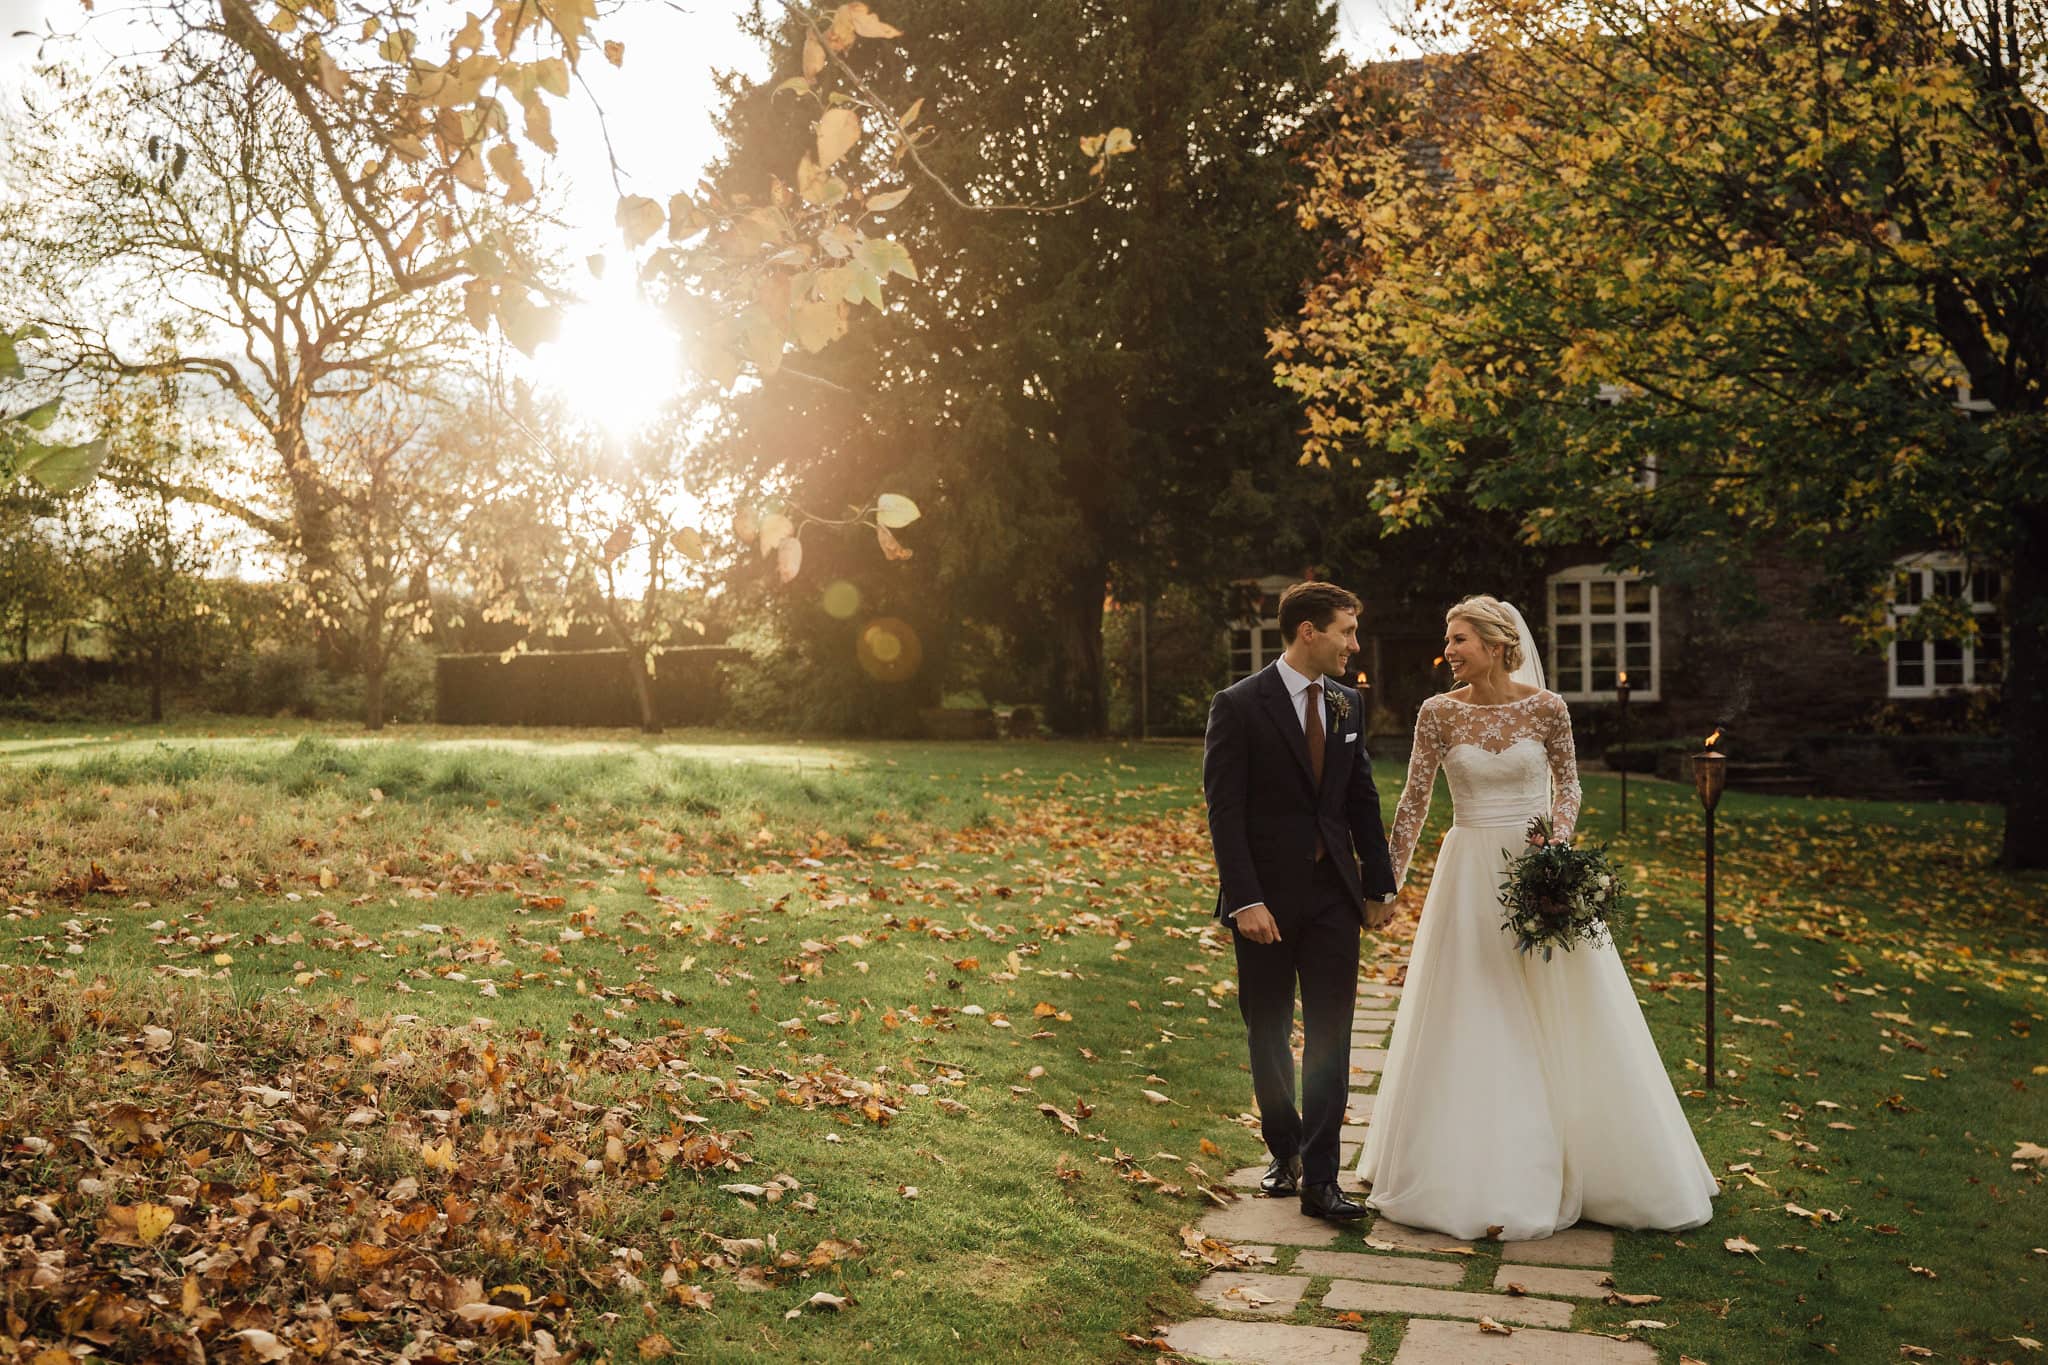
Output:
[{"xmin": 1498, "ymin": 816, "xmax": 1629, "ymax": 960}]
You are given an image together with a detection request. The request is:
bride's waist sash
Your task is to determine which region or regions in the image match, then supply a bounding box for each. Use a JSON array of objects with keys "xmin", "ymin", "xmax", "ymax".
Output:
[{"xmin": 1449, "ymin": 798, "xmax": 1548, "ymax": 830}]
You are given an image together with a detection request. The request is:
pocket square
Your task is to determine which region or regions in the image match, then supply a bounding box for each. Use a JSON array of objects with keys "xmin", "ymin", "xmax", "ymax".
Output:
[{"xmin": 1344, "ymin": 731, "xmax": 1358, "ymax": 742}]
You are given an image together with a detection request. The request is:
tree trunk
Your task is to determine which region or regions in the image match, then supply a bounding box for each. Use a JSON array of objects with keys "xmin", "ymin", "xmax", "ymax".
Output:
[
  {"xmin": 364, "ymin": 654, "xmax": 386, "ymax": 732},
  {"xmin": 273, "ymin": 402, "xmax": 348, "ymax": 669},
  {"xmin": 16, "ymin": 624, "xmax": 28, "ymax": 663},
  {"xmin": 1046, "ymin": 568, "xmax": 1108, "ymax": 736},
  {"xmin": 2001, "ymin": 500, "xmax": 2048, "ymax": 870},
  {"xmin": 628, "ymin": 648, "xmax": 662, "ymax": 735},
  {"xmin": 363, "ymin": 601, "xmax": 386, "ymax": 731},
  {"xmin": 148, "ymin": 644, "xmax": 164, "ymax": 723}
]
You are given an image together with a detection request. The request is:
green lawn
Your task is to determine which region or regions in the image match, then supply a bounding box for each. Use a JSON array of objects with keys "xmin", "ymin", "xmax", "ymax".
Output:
[{"xmin": 0, "ymin": 723, "xmax": 2041, "ymax": 1363}]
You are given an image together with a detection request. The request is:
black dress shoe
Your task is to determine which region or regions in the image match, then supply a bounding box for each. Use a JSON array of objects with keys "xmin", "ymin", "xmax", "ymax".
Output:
[
  {"xmin": 1258, "ymin": 1153, "xmax": 1304, "ymax": 1197},
  {"xmin": 1299, "ymin": 1180, "xmax": 1368, "ymax": 1221}
]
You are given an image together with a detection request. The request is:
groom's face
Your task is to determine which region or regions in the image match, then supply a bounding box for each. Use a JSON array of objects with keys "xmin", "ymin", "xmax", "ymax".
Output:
[{"xmin": 1301, "ymin": 609, "xmax": 1359, "ymax": 678}]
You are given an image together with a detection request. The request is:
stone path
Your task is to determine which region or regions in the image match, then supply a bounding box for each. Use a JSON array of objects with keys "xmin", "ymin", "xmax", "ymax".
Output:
[{"xmin": 1157, "ymin": 980, "xmax": 1664, "ymax": 1365}]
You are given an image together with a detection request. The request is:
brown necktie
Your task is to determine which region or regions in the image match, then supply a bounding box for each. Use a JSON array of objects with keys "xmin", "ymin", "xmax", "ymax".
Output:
[
  {"xmin": 1305, "ymin": 681, "xmax": 1326, "ymax": 786},
  {"xmin": 1306, "ymin": 682, "xmax": 1327, "ymax": 860}
]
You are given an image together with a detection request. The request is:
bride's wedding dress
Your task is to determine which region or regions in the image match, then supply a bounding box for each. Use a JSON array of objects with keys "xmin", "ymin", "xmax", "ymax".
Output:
[{"xmin": 1359, "ymin": 689, "xmax": 1718, "ymax": 1240}]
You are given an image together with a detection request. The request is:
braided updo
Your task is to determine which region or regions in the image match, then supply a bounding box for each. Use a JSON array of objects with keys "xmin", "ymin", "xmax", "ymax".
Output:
[{"xmin": 1446, "ymin": 595, "xmax": 1525, "ymax": 674}]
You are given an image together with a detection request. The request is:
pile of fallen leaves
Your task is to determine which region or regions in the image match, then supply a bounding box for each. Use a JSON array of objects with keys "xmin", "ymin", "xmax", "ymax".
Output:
[{"xmin": 0, "ymin": 969, "xmax": 868, "ymax": 1362}]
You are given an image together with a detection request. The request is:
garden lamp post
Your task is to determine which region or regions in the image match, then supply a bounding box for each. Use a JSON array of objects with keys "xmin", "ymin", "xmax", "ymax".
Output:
[
  {"xmin": 1616, "ymin": 671, "xmax": 1632, "ymax": 834},
  {"xmin": 1692, "ymin": 729, "xmax": 1727, "ymax": 1090}
]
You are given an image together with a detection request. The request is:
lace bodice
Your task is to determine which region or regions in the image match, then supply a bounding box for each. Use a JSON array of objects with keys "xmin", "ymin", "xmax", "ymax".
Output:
[{"xmin": 1387, "ymin": 690, "xmax": 1583, "ymax": 886}]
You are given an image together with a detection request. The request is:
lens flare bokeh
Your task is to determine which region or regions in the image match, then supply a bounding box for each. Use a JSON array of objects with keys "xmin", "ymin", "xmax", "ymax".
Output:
[{"xmin": 856, "ymin": 617, "xmax": 922, "ymax": 682}]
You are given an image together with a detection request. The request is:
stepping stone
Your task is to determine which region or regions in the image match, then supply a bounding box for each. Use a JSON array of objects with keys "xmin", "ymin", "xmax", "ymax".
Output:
[
  {"xmin": 1355, "ymin": 1010, "xmax": 1398, "ymax": 1024},
  {"xmin": 1500, "ymin": 1225, "xmax": 1615, "ymax": 1267},
  {"xmin": 1339, "ymin": 1141, "xmax": 1359, "ymax": 1166},
  {"xmin": 1320, "ymin": 1280, "xmax": 1574, "ymax": 1329},
  {"xmin": 1349, "ymin": 1047, "xmax": 1388, "ymax": 1070},
  {"xmin": 1190, "ymin": 1236, "xmax": 1282, "ymax": 1264},
  {"xmin": 1391, "ymin": 1317, "xmax": 1657, "ymax": 1364},
  {"xmin": 1493, "ymin": 1264, "xmax": 1616, "ymax": 1298},
  {"xmin": 1192, "ymin": 1271, "xmax": 1311, "ymax": 1317},
  {"xmin": 1340, "ymin": 1123, "xmax": 1370, "ymax": 1144},
  {"xmin": 1161, "ymin": 1318, "xmax": 1369, "ymax": 1365},
  {"xmin": 1201, "ymin": 1198, "xmax": 1344, "ymax": 1246},
  {"xmin": 1345, "ymin": 1094, "xmax": 1376, "ymax": 1119},
  {"xmin": 1222, "ymin": 1169, "xmax": 1366, "ymax": 1197},
  {"xmin": 1362, "ymin": 1220, "xmax": 1480, "ymax": 1254},
  {"xmin": 1350, "ymin": 1032, "xmax": 1386, "ymax": 1049},
  {"xmin": 1291, "ymin": 1249, "xmax": 1465, "ymax": 1287}
]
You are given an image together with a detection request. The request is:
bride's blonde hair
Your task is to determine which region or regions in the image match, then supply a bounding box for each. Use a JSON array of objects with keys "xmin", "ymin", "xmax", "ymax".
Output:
[{"xmin": 1446, "ymin": 595, "xmax": 1524, "ymax": 673}]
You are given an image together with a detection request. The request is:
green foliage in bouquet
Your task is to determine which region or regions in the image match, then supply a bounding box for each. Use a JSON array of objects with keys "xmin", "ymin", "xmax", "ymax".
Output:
[{"xmin": 1499, "ymin": 815, "xmax": 1631, "ymax": 960}]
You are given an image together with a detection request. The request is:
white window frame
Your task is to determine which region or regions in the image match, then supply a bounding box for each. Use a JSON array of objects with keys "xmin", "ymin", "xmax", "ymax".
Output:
[
  {"xmin": 1228, "ymin": 573, "xmax": 1293, "ymax": 680},
  {"xmin": 1546, "ymin": 564, "xmax": 1661, "ymax": 702},
  {"xmin": 1887, "ymin": 554, "xmax": 2002, "ymax": 698}
]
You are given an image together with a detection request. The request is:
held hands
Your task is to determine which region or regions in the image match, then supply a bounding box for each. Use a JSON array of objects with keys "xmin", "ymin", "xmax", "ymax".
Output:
[
  {"xmin": 1365, "ymin": 897, "xmax": 1397, "ymax": 931},
  {"xmin": 1234, "ymin": 904, "xmax": 1282, "ymax": 944}
]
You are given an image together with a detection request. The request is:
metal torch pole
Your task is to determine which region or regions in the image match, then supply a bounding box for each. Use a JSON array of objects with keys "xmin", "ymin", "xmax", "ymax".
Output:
[
  {"xmin": 1617, "ymin": 679, "xmax": 1631, "ymax": 834},
  {"xmin": 1703, "ymin": 800, "xmax": 1716, "ymax": 1088}
]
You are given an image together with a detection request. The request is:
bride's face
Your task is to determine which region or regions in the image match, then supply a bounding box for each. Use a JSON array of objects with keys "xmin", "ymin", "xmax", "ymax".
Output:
[{"xmin": 1442, "ymin": 619, "xmax": 1503, "ymax": 684}]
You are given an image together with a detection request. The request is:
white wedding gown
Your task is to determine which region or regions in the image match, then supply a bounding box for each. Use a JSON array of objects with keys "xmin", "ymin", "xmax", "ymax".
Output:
[{"xmin": 1359, "ymin": 690, "xmax": 1718, "ymax": 1240}]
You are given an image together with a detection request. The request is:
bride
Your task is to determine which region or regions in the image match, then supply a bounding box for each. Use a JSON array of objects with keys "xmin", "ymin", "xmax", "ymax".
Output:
[{"xmin": 1359, "ymin": 594, "xmax": 1718, "ymax": 1240}]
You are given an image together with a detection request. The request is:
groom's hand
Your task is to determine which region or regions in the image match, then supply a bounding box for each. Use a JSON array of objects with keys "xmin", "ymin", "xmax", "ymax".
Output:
[
  {"xmin": 1365, "ymin": 897, "xmax": 1397, "ymax": 931},
  {"xmin": 1234, "ymin": 904, "xmax": 1281, "ymax": 944}
]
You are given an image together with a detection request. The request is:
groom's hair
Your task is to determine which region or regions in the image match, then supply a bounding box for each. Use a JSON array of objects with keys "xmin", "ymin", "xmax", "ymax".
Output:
[{"xmin": 1279, "ymin": 581, "xmax": 1362, "ymax": 643}]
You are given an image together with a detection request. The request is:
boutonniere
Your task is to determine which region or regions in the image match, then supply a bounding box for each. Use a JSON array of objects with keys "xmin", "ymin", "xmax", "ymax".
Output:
[{"xmin": 1327, "ymin": 687, "xmax": 1351, "ymax": 725}]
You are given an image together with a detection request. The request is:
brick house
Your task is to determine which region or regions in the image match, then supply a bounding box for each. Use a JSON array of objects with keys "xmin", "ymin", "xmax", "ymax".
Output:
[{"xmin": 1222, "ymin": 542, "xmax": 2008, "ymax": 800}]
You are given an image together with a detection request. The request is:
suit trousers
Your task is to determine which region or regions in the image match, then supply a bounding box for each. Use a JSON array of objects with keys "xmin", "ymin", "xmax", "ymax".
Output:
[{"xmin": 1232, "ymin": 856, "xmax": 1360, "ymax": 1186}]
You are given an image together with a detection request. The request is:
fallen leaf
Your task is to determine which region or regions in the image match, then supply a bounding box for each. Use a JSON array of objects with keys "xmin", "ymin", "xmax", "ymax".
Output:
[
  {"xmin": 134, "ymin": 1202, "xmax": 175, "ymax": 1244},
  {"xmin": 1725, "ymin": 1235, "xmax": 1761, "ymax": 1256},
  {"xmin": 233, "ymin": 1330, "xmax": 291, "ymax": 1362},
  {"xmin": 1477, "ymin": 1316, "xmax": 1514, "ymax": 1335}
]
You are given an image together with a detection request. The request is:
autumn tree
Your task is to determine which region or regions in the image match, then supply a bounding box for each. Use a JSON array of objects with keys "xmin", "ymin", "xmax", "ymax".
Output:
[
  {"xmin": 0, "ymin": 43, "xmax": 526, "ymax": 657},
  {"xmin": 0, "ymin": 488, "xmax": 87, "ymax": 664},
  {"xmin": 459, "ymin": 390, "xmax": 718, "ymax": 735},
  {"xmin": 88, "ymin": 490, "xmax": 220, "ymax": 722},
  {"xmin": 310, "ymin": 392, "xmax": 501, "ymax": 729},
  {"xmin": 1276, "ymin": 1, "xmax": 2048, "ymax": 867},
  {"xmin": 705, "ymin": 0, "xmax": 1339, "ymax": 733}
]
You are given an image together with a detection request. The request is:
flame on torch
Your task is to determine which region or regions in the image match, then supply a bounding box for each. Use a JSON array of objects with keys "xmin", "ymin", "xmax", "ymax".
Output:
[
  {"xmin": 1433, "ymin": 655, "xmax": 1445, "ymax": 667},
  {"xmin": 1355, "ymin": 671, "xmax": 1368, "ymax": 687},
  {"xmin": 1618, "ymin": 670, "xmax": 1629, "ymax": 686},
  {"xmin": 1704, "ymin": 728, "xmax": 1722, "ymax": 750}
]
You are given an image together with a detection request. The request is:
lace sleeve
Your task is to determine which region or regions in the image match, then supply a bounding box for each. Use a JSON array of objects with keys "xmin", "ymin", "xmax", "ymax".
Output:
[
  {"xmin": 1541, "ymin": 693, "xmax": 1583, "ymax": 842},
  {"xmin": 1386, "ymin": 698, "xmax": 1443, "ymax": 888}
]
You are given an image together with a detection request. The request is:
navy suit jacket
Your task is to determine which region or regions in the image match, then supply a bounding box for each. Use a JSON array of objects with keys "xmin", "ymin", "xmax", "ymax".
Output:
[{"xmin": 1202, "ymin": 662, "xmax": 1398, "ymax": 923}]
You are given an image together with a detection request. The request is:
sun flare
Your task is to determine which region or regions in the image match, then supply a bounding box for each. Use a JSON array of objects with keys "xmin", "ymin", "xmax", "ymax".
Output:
[{"xmin": 538, "ymin": 290, "xmax": 682, "ymax": 435}]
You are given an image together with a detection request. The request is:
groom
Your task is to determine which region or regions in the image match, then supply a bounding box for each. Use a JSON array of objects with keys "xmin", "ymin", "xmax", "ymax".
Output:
[{"xmin": 1204, "ymin": 581, "xmax": 1398, "ymax": 1221}]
